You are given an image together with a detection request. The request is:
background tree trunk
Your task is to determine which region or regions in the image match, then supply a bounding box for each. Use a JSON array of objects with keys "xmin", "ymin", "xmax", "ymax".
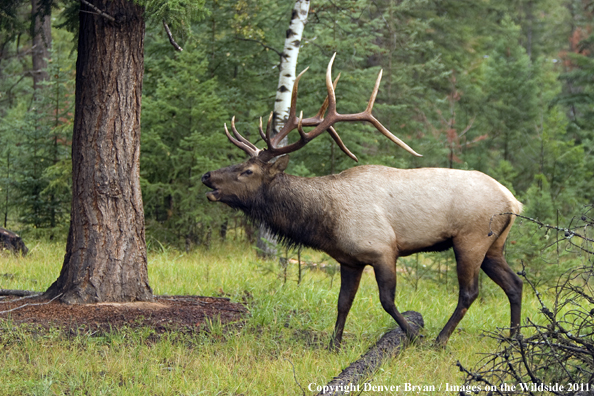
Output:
[
  {"xmin": 256, "ymin": 0, "xmax": 310, "ymax": 258},
  {"xmin": 45, "ymin": 0, "xmax": 152, "ymax": 304},
  {"xmin": 31, "ymin": 0, "xmax": 51, "ymax": 90}
]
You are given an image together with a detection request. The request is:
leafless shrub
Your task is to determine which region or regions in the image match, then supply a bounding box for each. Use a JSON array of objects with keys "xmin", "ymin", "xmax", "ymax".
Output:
[{"xmin": 458, "ymin": 206, "xmax": 594, "ymax": 396}]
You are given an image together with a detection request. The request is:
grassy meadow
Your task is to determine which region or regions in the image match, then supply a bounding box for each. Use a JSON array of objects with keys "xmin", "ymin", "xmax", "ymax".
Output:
[{"xmin": 0, "ymin": 240, "xmax": 549, "ymax": 395}]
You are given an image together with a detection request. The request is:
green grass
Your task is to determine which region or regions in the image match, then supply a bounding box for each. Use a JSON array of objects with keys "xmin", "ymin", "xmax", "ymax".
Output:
[{"xmin": 0, "ymin": 240, "xmax": 549, "ymax": 395}]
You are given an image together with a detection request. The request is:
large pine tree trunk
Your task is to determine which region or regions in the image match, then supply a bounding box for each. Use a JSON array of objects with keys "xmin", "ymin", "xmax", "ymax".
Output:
[
  {"xmin": 45, "ymin": 0, "xmax": 152, "ymax": 304},
  {"xmin": 256, "ymin": 0, "xmax": 310, "ymax": 258}
]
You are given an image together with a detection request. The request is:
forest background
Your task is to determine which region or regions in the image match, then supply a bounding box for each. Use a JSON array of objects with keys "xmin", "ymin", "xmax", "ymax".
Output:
[{"xmin": 0, "ymin": 0, "xmax": 592, "ymax": 251}]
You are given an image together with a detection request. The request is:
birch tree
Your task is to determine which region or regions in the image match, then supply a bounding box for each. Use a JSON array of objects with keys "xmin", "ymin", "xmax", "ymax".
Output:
[
  {"xmin": 257, "ymin": 0, "xmax": 310, "ymax": 257},
  {"xmin": 271, "ymin": 0, "xmax": 310, "ymax": 141}
]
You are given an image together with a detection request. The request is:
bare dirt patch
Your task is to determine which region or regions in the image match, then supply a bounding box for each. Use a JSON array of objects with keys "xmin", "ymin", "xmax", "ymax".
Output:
[{"xmin": 0, "ymin": 295, "xmax": 248, "ymax": 333}]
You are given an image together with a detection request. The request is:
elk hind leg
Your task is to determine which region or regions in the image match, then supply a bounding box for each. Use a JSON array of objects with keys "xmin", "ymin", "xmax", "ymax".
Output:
[
  {"xmin": 435, "ymin": 246, "xmax": 483, "ymax": 346},
  {"xmin": 481, "ymin": 250, "xmax": 523, "ymax": 336},
  {"xmin": 331, "ymin": 264, "xmax": 364, "ymax": 350}
]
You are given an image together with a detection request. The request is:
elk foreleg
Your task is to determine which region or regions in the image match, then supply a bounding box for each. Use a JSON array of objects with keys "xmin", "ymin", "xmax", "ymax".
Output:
[
  {"xmin": 373, "ymin": 261, "xmax": 418, "ymax": 341},
  {"xmin": 330, "ymin": 264, "xmax": 364, "ymax": 350},
  {"xmin": 481, "ymin": 254, "xmax": 523, "ymax": 336}
]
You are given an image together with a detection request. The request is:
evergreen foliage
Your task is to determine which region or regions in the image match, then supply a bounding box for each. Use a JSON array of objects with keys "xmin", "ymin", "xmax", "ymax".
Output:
[
  {"xmin": 0, "ymin": 28, "xmax": 73, "ymax": 233},
  {"xmin": 142, "ymin": 41, "xmax": 231, "ymax": 247},
  {"xmin": 482, "ymin": 17, "xmax": 538, "ymax": 166},
  {"xmin": 0, "ymin": 0, "xmax": 591, "ymax": 250}
]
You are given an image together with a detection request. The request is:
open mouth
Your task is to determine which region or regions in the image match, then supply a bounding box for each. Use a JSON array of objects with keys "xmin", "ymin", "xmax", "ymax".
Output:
[{"xmin": 206, "ymin": 189, "xmax": 220, "ymax": 202}]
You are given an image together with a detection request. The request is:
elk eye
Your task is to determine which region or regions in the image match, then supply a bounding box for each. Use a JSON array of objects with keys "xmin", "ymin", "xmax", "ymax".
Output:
[{"xmin": 242, "ymin": 169, "xmax": 253, "ymax": 176}]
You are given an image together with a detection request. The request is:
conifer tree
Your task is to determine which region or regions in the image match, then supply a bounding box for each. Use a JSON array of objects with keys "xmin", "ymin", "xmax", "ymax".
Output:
[
  {"xmin": 142, "ymin": 43, "xmax": 229, "ymax": 248},
  {"xmin": 481, "ymin": 16, "xmax": 538, "ymax": 169}
]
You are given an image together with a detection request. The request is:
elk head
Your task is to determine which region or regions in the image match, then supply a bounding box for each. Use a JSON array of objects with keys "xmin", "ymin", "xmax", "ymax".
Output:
[
  {"xmin": 202, "ymin": 53, "xmax": 421, "ymax": 205},
  {"xmin": 202, "ymin": 155, "xmax": 289, "ymax": 207}
]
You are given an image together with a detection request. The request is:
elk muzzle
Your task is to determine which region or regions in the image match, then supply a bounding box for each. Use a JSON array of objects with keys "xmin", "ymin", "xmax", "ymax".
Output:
[{"xmin": 201, "ymin": 172, "xmax": 221, "ymax": 202}]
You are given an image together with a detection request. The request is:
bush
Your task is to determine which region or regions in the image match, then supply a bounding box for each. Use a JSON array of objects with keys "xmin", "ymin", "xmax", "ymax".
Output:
[{"xmin": 458, "ymin": 206, "xmax": 594, "ymax": 395}]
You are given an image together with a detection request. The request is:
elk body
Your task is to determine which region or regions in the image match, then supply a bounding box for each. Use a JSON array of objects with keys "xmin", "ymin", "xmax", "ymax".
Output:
[{"xmin": 202, "ymin": 55, "xmax": 523, "ymax": 347}]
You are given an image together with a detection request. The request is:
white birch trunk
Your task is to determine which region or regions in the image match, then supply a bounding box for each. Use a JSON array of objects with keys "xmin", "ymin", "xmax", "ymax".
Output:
[
  {"xmin": 272, "ymin": 0, "xmax": 310, "ymax": 141},
  {"xmin": 257, "ymin": 0, "xmax": 310, "ymax": 258}
]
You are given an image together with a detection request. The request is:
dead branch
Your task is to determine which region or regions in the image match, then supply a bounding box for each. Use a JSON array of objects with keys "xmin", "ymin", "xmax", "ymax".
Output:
[
  {"xmin": 457, "ymin": 361, "xmax": 505, "ymax": 396},
  {"xmin": 0, "ymin": 293, "xmax": 42, "ymax": 305},
  {"xmin": 235, "ymin": 37, "xmax": 283, "ymax": 57},
  {"xmin": 489, "ymin": 212, "xmax": 594, "ymax": 245},
  {"xmin": 79, "ymin": 0, "xmax": 116, "ymax": 22},
  {"xmin": 459, "ymin": 206, "xmax": 594, "ymax": 395},
  {"xmin": 163, "ymin": 20, "xmax": 183, "ymax": 52},
  {"xmin": 0, "ymin": 293, "xmax": 62, "ymax": 315},
  {"xmin": 285, "ymin": 358, "xmax": 306, "ymax": 396}
]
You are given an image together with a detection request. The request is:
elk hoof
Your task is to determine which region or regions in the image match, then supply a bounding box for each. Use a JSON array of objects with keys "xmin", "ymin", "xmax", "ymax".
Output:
[
  {"xmin": 328, "ymin": 338, "xmax": 342, "ymax": 353},
  {"xmin": 432, "ymin": 337, "xmax": 449, "ymax": 350}
]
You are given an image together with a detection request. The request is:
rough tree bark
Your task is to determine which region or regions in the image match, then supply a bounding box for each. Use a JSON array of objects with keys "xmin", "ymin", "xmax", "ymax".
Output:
[
  {"xmin": 45, "ymin": 0, "xmax": 152, "ymax": 304},
  {"xmin": 257, "ymin": 0, "xmax": 310, "ymax": 258}
]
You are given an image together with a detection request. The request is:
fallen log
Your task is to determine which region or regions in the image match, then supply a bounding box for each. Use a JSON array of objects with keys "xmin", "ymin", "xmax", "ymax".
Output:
[{"xmin": 317, "ymin": 311, "xmax": 424, "ymax": 396}]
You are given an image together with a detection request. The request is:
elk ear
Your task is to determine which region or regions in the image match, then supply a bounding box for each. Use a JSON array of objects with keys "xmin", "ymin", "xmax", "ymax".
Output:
[{"xmin": 271, "ymin": 155, "xmax": 290, "ymax": 174}]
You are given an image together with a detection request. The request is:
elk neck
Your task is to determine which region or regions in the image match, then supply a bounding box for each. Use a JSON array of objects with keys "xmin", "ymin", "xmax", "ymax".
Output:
[{"xmin": 241, "ymin": 172, "xmax": 337, "ymax": 251}]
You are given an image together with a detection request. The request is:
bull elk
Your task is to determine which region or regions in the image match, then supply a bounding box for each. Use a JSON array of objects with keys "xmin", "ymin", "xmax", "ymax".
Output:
[{"xmin": 202, "ymin": 54, "xmax": 523, "ymax": 348}]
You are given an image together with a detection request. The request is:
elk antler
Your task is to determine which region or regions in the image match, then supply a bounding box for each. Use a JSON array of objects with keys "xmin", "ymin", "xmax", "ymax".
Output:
[{"xmin": 224, "ymin": 53, "xmax": 422, "ymax": 162}]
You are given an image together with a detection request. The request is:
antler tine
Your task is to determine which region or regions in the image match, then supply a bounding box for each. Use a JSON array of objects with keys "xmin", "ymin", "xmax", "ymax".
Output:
[
  {"xmin": 296, "ymin": 111, "xmax": 307, "ymax": 140},
  {"xmin": 280, "ymin": 51, "xmax": 339, "ymax": 140},
  {"xmin": 312, "ymin": 73, "xmax": 341, "ymax": 122},
  {"xmin": 224, "ymin": 123, "xmax": 260, "ymax": 157},
  {"xmin": 253, "ymin": 53, "xmax": 421, "ymax": 162},
  {"xmin": 271, "ymin": 52, "xmax": 340, "ymax": 144},
  {"xmin": 270, "ymin": 67, "xmax": 309, "ymax": 146},
  {"xmin": 257, "ymin": 53, "xmax": 344, "ymax": 162},
  {"xmin": 265, "ymin": 112, "xmax": 273, "ymax": 143},
  {"xmin": 290, "ymin": 67, "xmax": 309, "ymax": 120},
  {"xmin": 359, "ymin": 69, "xmax": 422, "ymax": 157},
  {"xmin": 325, "ymin": 52, "xmax": 338, "ymax": 115},
  {"xmin": 366, "ymin": 116, "xmax": 422, "ymax": 157},
  {"xmin": 283, "ymin": 51, "xmax": 339, "ymax": 137},
  {"xmin": 298, "ymin": 110, "xmax": 357, "ymax": 162},
  {"xmin": 327, "ymin": 126, "xmax": 358, "ymax": 162},
  {"xmin": 230, "ymin": 116, "xmax": 259, "ymax": 151},
  {"xmin": 366, "ymin": 69, "xmax": 382, "ymax": 114},
  {"xmin": 258, "ymin": 117, "xmax": 266, "ymax": 141}
]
